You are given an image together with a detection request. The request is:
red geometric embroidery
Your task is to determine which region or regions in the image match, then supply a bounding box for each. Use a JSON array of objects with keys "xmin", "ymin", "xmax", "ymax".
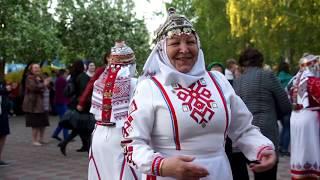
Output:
[
  {"xmin": 129, "ymin": 100, "xmax": 138, "ymax": 115},
  {"xmin": 174, "ymin": 80, "xmax": 215, "ymax": 127},
  {"xmin": 122, "ymin": 115, "xmax": 134, "ymax": 138},
  {"xmin": 124, "ymin": 145, "xmax": 136, "ymax": 166}
]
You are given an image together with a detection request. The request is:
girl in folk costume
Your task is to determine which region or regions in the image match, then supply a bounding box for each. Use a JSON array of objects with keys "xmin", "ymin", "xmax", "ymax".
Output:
[
  {"xmin": 289, "ymin": 54, "xmax": 320, "ymax": 180},
  {"xmin": 121, "ymin": 8, "xmax": 276, "ymax": 180},
  {"xmin": 88, "ymin": 41, "xmax": 140, "ymax": 180}
]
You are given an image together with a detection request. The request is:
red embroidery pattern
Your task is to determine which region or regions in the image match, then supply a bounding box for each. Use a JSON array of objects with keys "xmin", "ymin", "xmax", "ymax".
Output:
[
  {"xmin": 291, "ymin": 161, "xmax": 320, "ymax": 177},
  {"xmin": 122, "ymin": 115, "xmax": 134, "ymax": 138},
  {"xmin": 308, "ymin": 77, "xmax": 320, "ymax": 106},
  {"xmin": 128, "ymin": 100, "xmax": 138, "ymax": 115},
  {"xmin": 124, "ymin": 145, "xmax": 136, "ymax": 166},
  {"xmin": 174, "ymin": 80, "xmax": 215, "ymax": 127}
]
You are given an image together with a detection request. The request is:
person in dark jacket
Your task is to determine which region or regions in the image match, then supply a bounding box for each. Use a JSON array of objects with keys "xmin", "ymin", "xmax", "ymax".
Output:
[
  {"xmin": 58, "ymin": 60, "xmax": 91, "ymax": 156},
  {"xmin": 233, "ymin": 48, "xmax": 292, "ymax": 180},
  {"xmin": 0, "ymin": 59, "xmax": 10, "ymax": 166}
]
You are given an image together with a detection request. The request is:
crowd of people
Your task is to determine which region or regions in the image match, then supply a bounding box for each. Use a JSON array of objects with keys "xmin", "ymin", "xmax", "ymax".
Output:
[{"xmin": 0, "ymin": 8, "xmax": 319, "ymax": 180}]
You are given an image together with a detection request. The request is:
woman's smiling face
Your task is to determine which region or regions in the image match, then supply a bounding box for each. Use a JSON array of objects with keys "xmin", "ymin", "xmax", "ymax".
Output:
[{"xmin": 166, "ymin": 34, "xmax": 198, "ymax": 73}]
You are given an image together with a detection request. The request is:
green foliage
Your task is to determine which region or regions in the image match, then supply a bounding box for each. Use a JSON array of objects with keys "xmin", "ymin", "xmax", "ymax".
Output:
[
  {"xmin": 0, "ymin": 0, "xmax": 63, "ymax": 63},
  {"xmin": 165, "ymin": 0, "xmax": 196, "ymax": 20},
  {"xmin": 55, "ymin": 0, "xmax": 150, "ymax": 71},
  {"xmin": 227, "ymin": 0, "xmax": 320, "ymax": 65},
  {"xmin": 5, "ymin": 71, "xmax": 23, "ymax": 83},
  {"xmin": 0, "ymin": 0, "xmax": 150, "ymax": 73}
]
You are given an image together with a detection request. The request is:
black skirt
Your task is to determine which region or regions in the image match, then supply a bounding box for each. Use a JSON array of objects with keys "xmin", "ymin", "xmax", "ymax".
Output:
[
  {"xmin": 0, "ymin": 113, "xmax": 10, "ymax": 136},
  {"xmin": 25, "ymin": 113, "xmax": 49, "ymax": 128}
]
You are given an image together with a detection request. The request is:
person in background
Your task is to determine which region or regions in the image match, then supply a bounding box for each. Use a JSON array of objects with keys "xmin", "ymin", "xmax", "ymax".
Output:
[
  {"xmin": 43, "ymin": 72, "xmax": 54, "ymax": 116},
  {"xmin": 22, "ymin": 63, "xmax": 50, "ymax": 146},
  {"xmin": 7, "ymin": 82, "xmax": 19, "ymax": 116},
  {"xmin": 0, "ymin": 60, "xmax": 10, "ymax": 166},
  {"xmin": 207, "ymin": 62, "xmax": 225, "ymax": 74},
  {"xmin": 52, "ymin": 69, "xmax": 69, "ymax": 141},
  {"xmin": 288, "ymin": 54, "xmax": 320, "ymax": 180},
  {"xmin": 58, "ymin": 60, "xmax": 90, "ymax": 155},
  {"xmin": 277, "ymin": 61, "xmax": 292, "ymax": 156},
  {"xmin": 122, "ymin": 9, "xmax": 276, "ymax": 180},
  {"xmin": 234, "ymin": 64, "xmax": 242, "ymax": 79},
  {"xmin": 86, "ymin": 61, "xmax": 96, "ymax": 78},
  {"xmin": 225, "ymin": 58, "xmax": 237, "ymax": 85},
  {"xmin": 233, "ymin": 48, "xmax": 291, "ymax": 180}
]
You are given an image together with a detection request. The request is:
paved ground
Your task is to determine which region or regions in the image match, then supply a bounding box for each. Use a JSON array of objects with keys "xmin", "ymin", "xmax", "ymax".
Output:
[{"xmin": 0, "ymin": 115, "xmax": 291, "ymax": 180}]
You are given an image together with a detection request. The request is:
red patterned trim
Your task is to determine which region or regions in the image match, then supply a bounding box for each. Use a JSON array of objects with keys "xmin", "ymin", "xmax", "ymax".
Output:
[
  {"xmin": 146, "ymin": 175, "xmax": 157, "ymax": 180},
  {"xmin": 157, "ymin": 158, "xmax": 164, "ymax": 176},
  {"xmin": 101, "ymin": 66, "xmax": 121, "ymax": 122},
  {"xmin": 291, "ymin": 169, "xmax": 320, "ymax": 176},
  {"xmin": 207, "ymin": 72, "xmax": 229, "ymax": 137},
  {"xmin": 151, "ymin": 156, "xmax": 164, "ymax": 176},
  {"xmin": 256, "ymin": 146, "xmax": 274, "ymax": 160},
  {"xmin": 151, "ymin": 77, "xmax": 181, "ymax": 150}
]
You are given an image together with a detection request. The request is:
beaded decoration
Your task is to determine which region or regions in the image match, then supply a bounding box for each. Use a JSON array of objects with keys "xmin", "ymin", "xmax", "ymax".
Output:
[{"xmin": 154, "ymin": 7, "xmax": 195, "ymax": 42}]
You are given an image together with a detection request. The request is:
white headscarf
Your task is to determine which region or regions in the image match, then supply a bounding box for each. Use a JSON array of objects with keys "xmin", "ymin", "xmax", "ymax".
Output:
[{"xmin": 141, "ymin": 35, "xmax": 206, "ymax": 87}]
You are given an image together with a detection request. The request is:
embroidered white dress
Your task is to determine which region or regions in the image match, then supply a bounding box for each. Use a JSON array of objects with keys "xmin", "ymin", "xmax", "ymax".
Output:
[
  {"xmin": 123, "ymin": 71, "xmax": 274, "ymax": 180},
  {"xmin": 88, "ymin": 68, "xmax": 140, "ymax": 180},
  {"xmin": 290, "ymin": 70, "xmax": 320, "ymax": 179}
]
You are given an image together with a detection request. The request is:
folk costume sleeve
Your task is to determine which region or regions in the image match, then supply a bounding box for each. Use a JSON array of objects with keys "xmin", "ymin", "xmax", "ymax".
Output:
[
  {"xmin": 212, "ymin": 72, "xmax": 275, "ymax": 161},
  {"xmin": 122, "ymin": 79, "xmax": 164, "ymax": 176}
]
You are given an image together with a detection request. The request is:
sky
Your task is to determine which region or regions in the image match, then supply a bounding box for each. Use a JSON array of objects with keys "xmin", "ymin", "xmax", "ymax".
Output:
[
  {"xmin": 49, "ymin": 0, "xmax": 171, "ymax": 36},
  {"xmin": 133, "ymin": 0, "xmax": 171, "ymax": 35}
]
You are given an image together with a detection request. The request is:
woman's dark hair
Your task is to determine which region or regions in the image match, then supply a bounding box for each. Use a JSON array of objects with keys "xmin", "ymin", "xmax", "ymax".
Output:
[
  {"xmin": 86, "ymin": 60, "xmax": 94, "ymax": 66},
  {"xmin": 103, "ymin": 49, "xmax": 111, "ymax": 65},
  {"xmin": 238, "ymin": 48, "xmax": 264, "ymax": 68},
  {"xmin": 278, "ymin": 61, "xmax": 290, "ymax": 74},
  {"xmin": 70, "ymin": 60, "xmax": 84, "ymax": 79},
  {"xmin": 57, "ymin": 69, "xmax": 66, "ymax": 77},
  {"xmin": 20, "ymin": 62, "xmax": 34, "ymax": 96}
]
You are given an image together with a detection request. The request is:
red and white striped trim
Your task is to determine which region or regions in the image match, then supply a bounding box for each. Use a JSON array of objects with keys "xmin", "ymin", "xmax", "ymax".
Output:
[
  {"xmin": 151, "ymin": 156, "xmax": 165, "ymax": 176},
  {"xmin": 151, "ymin": 77, "xmax": 181, "ymax": 150},
  {"xmin": 207, "ymin": 72, "xmax": 229, "ymax": 138},
  {"xmin": 291, "ymin": 169, "xmax": 320, "ymax": 178}
]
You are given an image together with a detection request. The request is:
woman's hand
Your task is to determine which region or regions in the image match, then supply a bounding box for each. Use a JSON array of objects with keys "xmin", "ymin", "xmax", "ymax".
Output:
[
  {"xmin": 249, "ymin": 150, "xmax": 277, "ymax": 173},
  {"xmin": 161, "ymin": 155, "xmax": 209, "ymax": 180}
]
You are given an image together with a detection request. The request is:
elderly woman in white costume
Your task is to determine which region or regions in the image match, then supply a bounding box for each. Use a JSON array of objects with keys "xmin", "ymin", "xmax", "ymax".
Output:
[
  {"xmin": 88, "ymin": 41, "xmax": 140, "ymax": 180},
  {"xmin": 121, "ymin": 8, "xmax": 276, "ymax": 180},
  {"xmin": 288, "ymin": 54, "xmax": 320, "ymax": 180}
]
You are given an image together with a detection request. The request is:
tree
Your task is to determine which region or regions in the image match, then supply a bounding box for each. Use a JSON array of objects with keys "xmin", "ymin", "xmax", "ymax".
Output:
[
  {"xmin": 227, "ymin": 0, "xmax": 320, "ymax": 65},
  {"xmin": 0, "ymin": 0, "xmax": 62, "ymax": 65},
  {"xmin": 165, "ymin": 0, "xmax": 196, "ymax": 20},
  {"xmin": 55, "ymin": 0, "xmax": 150, "ymax": 71}
]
